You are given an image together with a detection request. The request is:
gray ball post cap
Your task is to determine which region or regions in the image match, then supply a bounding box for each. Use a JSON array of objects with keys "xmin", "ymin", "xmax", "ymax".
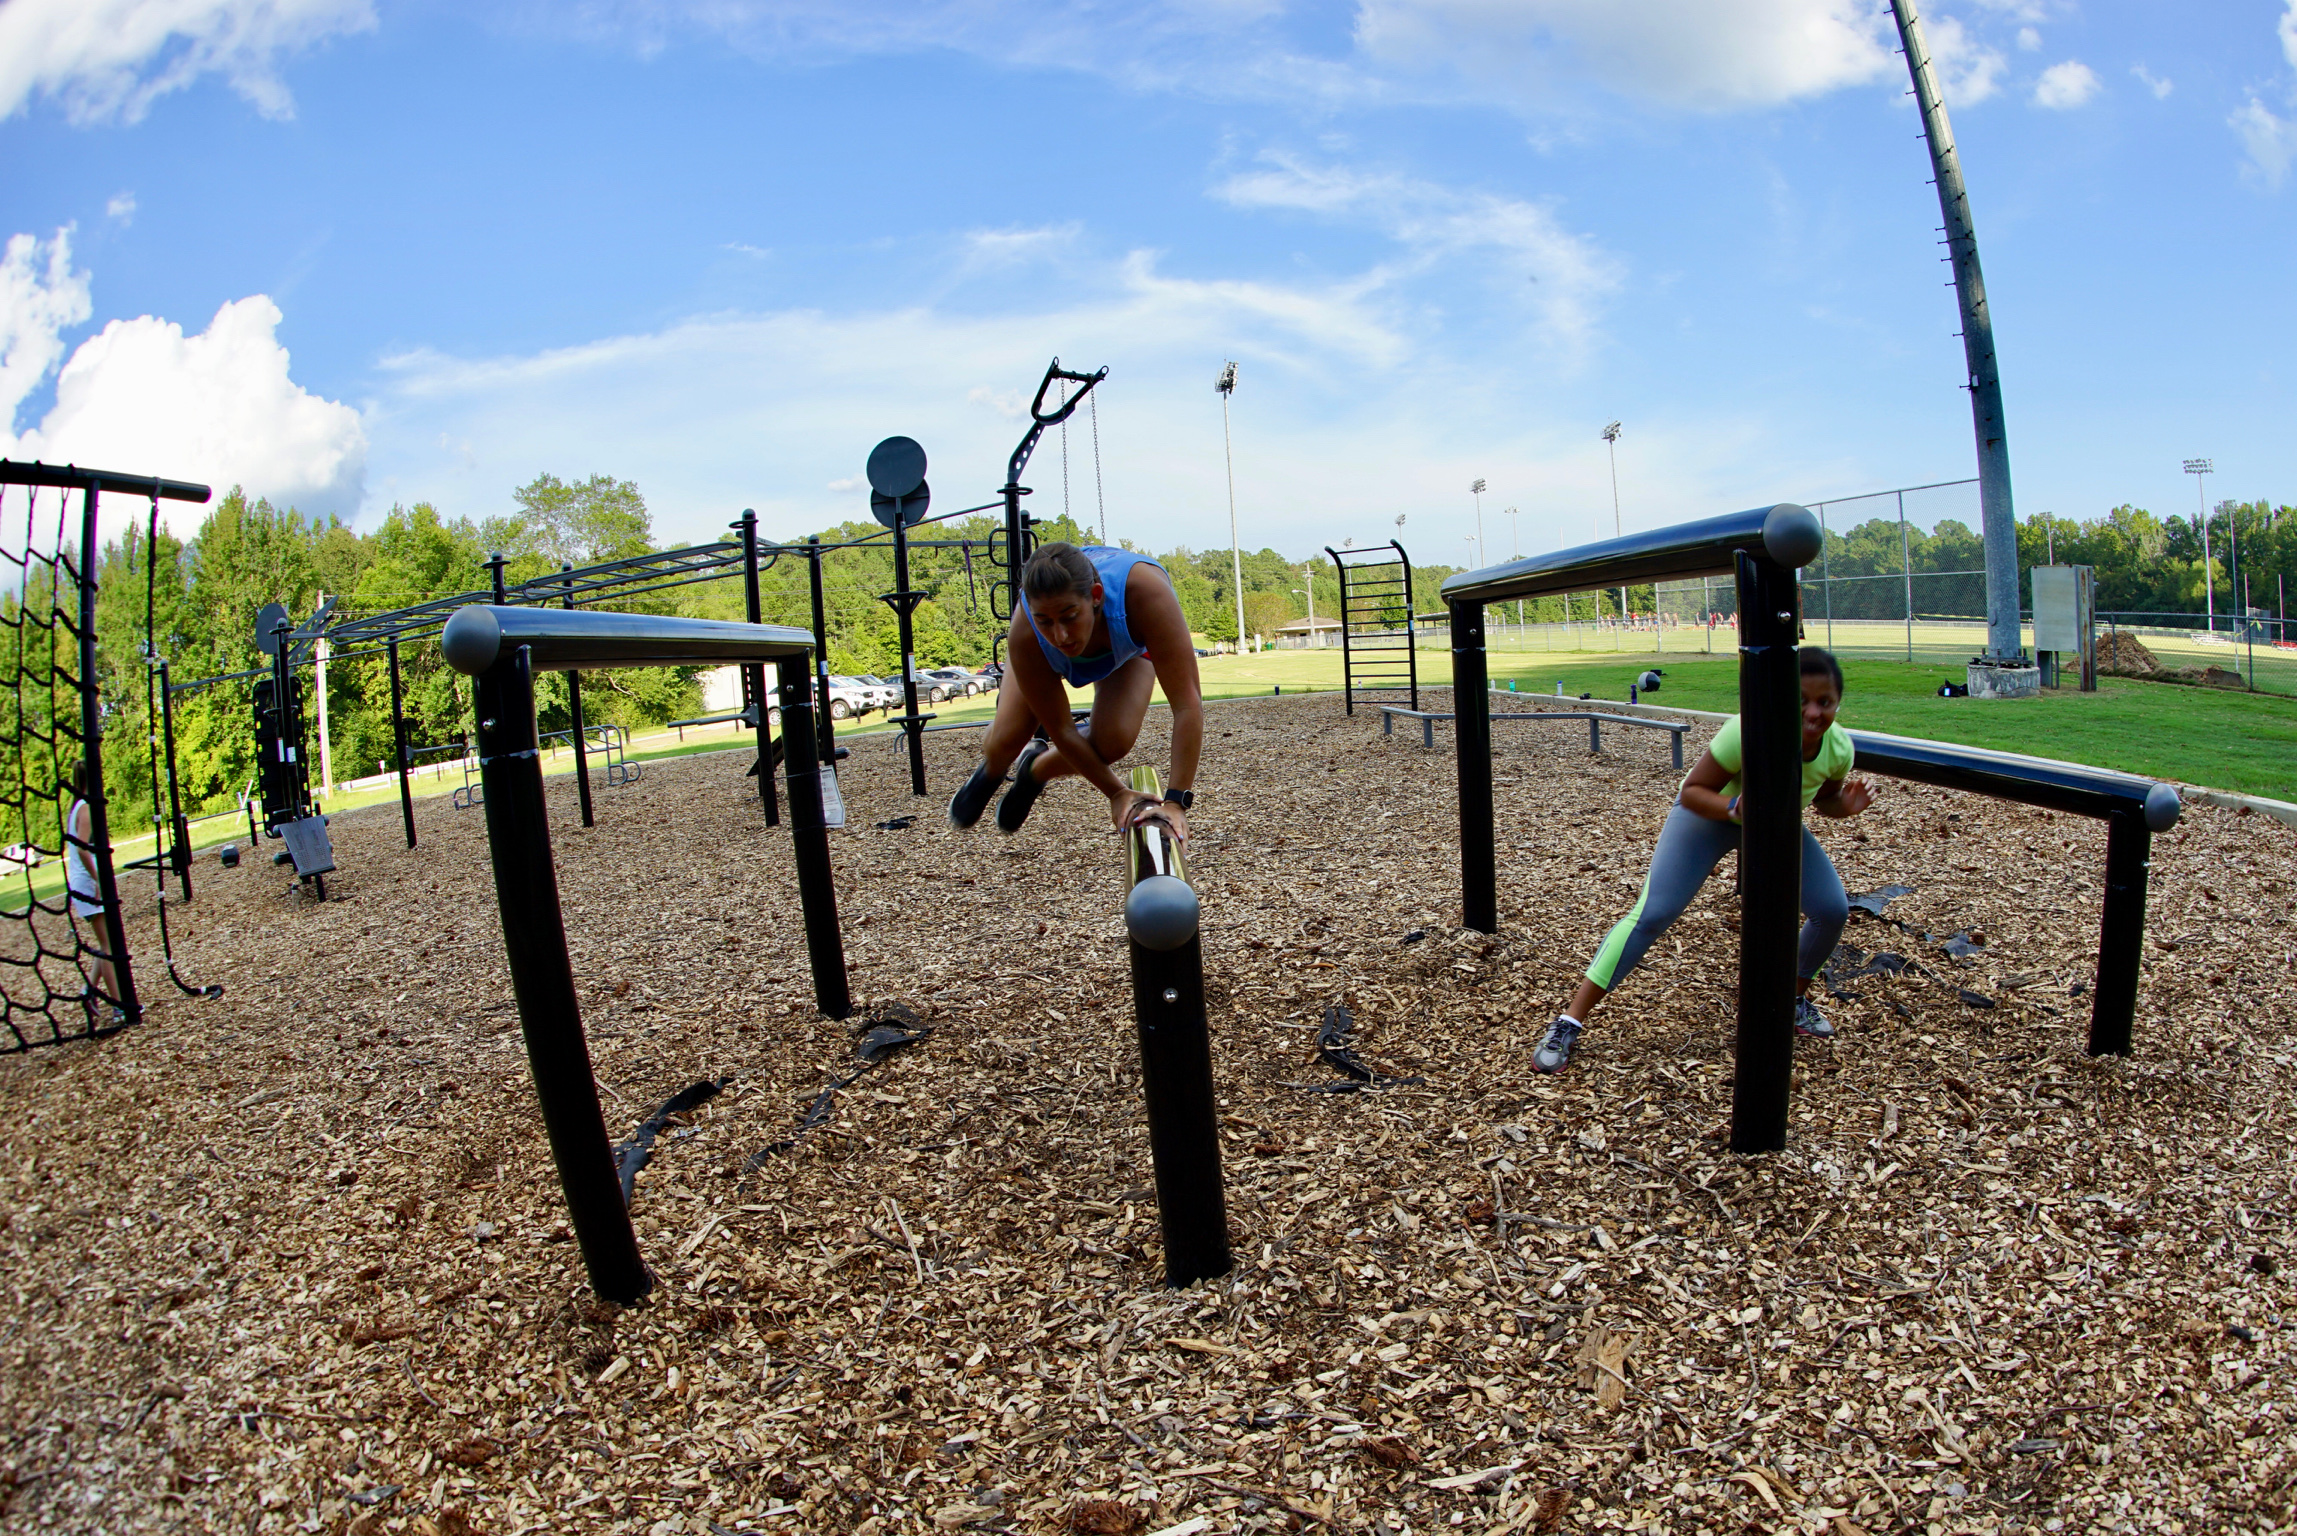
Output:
[
  {"xmin": 2143, "ymin": 781, "xmax": 2182, "ymax": 833},
  {"xmin": 1761, "ymin": 504, "xmax": 1825, "ymax": 571},
  {"xmin": 441, "ymin": 605, "xmax": 504, "ymax": 676},
  {"xmin": 866, "ymin": 437, "xmax": 928, "ymax": 499},
  {"xmin": 1124, "ymin": 874, "xmax": 1199, "ymax": 952}
]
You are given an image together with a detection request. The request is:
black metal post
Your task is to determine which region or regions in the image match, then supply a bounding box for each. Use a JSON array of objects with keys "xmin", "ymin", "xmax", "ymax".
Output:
[
  {"xmin": 776, "ymin": 658, "xmax": 852, "ymax": 1019},
  {"xmin": 1729, "ymin": 550, "xmax": 1803, "ymax": 1154},
  {"xmin": 1328, "ymin": 549, "xmax": 1356, "ymax": 716},
  {"xmin": 739, "ymin": 511, "xmax": 780, "ymax": 826},
  {"xmin": 887, "ymin": 507, "xmax": 928, "ymax": 795},
  {"xmin": 1401, "ymin": 540, "xmax": 1420, "ymax": 712},
  {"xmin": 2089, "ymin": 809, "xmax": 2150, "ymax": 1056},
  {"xmin": 488, "ymin": 551, "xmax": 507, "ymax": 604},
  {"xmin": 475, "ymin": 645, "xmax": 651, "ymax": 1304},
  {"xmin": 156, "ymin": 659, "xmax": 192, "ymax": 902},
  {"xmin": 388, "ymin": 637, "xmax": 416, "ymax": 849},
  {"xmin": 75, "ymin": 482, "xmax": 141, "ymax": 1022},
  {"xmin": 560, "ymin": 567, "xmax": 594, "ymax": 829},
  {"xmin": 1124, "ymin": 774, "xmax": 1230, "ymax": 1287},
  {"xmin": 1451, "ymin": 600, "xmax": 1496, "ymax": 934},
  {"xmin": 808, "ymin": 536, "xmax": 836, "ymax": 763}
]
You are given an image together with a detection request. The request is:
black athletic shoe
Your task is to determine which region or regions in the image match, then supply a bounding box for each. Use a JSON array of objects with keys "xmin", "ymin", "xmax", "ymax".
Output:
[
  {"xmin": 996, "ymin": 740, "xmax": 1052, "ymax": 835},
  {"xmin": 947, "ymin": 763, "xmax": 1001, "ymax": 829}
]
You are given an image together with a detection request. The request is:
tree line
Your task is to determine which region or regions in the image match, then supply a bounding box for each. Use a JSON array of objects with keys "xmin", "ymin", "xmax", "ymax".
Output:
[{"xmin": 67, "ymin": 480, "xmax": 2291, "ymax": 836}]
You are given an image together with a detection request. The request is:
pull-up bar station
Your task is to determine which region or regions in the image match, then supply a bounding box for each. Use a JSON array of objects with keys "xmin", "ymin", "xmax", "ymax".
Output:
[{"xmin": 444, "ymin": 604, "xmax": 845, "ymax": 1303}]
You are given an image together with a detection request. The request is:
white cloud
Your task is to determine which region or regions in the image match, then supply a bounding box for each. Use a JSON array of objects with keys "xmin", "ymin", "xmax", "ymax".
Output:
[
  {"xmin": 0, "ymin": 0, "xmax": 375, "ymax": 125},
  {"xmin": 1212, "ymin": 153, "xmax": 1618, "ymax": 358},
  {"xmin": 2284, "ymin": 0, "xmax": 2297, "ymax": 71},
  {"xmin": 10, "ymin": 295, "xmax": 367, "ymax": 519},
  {"xmin": 1355, "ymin": 0, "xmax": 1899, "ymax": 111},
  {"xmin": 2032, "ymin": 59, "xmax": 2100, "ymax": 110},
  {"xmin": 0, "ymin": 228, "xmax": 92, "ymax": 439},
  {"xmin": 2232, "ymin": 98, "xmax": 2296, "ymax": 188},
  {"xmin": 105, "ymin": 191, "xmax": 137, "ymax": 224},
  {"xmin": 1922, "ymin": 13, "xmax": 2006, "ymax": 105},
  {"xmin": 2015, "ymin": 26, "xmax": 2040, "ymax": 52},
  {"xmin": 2131, "ymin": 65, "xmax": 2172, "ymax": 100}
]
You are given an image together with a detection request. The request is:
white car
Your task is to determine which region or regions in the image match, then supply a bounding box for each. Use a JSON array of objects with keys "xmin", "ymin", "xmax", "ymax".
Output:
[
  {"xmin": 0, "ymin": 842, "xmax": 41, "ymax": 869},
  {"xmin": 824, "ymin": 677, "xmax": 882, "ymax": 721}
]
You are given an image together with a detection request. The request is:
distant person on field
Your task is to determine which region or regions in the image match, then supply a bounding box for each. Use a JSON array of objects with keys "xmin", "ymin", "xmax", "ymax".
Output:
[
  {"xmin": 1531, "ymin": 647, "xmax": 1873, "ymax": 1074},
  {"xmin": 948, "ymin": 542, "xmax": 1203, "ymax": 841}
]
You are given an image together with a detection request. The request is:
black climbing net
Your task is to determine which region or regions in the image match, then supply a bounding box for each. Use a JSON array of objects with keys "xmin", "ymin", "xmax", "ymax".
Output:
[{"xmin": 0, "ymin": 475, "xmax": 138, "ymax": 1050}]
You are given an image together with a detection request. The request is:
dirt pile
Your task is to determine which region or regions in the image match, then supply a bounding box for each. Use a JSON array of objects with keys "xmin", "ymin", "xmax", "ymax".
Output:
[{"xmin": 2097, "ymin": 629, "xmax": 2160, "ymax": 675}]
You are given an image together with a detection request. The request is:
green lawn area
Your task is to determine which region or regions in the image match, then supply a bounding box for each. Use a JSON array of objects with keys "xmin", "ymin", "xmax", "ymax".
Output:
[{"xmin": 1021, "ymin": 646, "xmax": 2296, "ymax": 801}]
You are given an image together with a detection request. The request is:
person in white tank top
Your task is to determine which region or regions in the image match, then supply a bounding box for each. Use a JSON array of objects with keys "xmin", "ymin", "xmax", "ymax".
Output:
[{"xmin": 64, "ymin": 760, "xmax": 122, "ymax": 1016}]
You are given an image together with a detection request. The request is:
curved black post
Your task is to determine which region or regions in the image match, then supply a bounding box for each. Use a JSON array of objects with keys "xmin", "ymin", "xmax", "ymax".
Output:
[
  {"xmin": 388, "ymin": 637, "xmax": 416, "ymax": 848},
  {"xmin": 886, "ymin": 508, "xmax": 929, "ymax": 796},
  {"xmin": 76, "ymin": 485, "xmax": 141, "ymax": 1021},
  {"xmin": 1730, "ymin": 550, "xmax": 1803, "ymax": 1154},
  {"xmin": 559, "ymin": 567, "xmax": 595, "ymax": 830},
  {"xmin": 476, "ymin": 645, "xmax": 651, "ymax": 1304},
  {"xmin": 1325, "ymin": 546, "xmax": 1356, "ymax": 715},
  {"xmin": 1451, "ymin": 600, "xmax": 1496, "ymax": 934},
  {"xmin": 738, "ymin": 511, "xmax": 780, "ymax": 826},
  {"xmin": 1124, "ymin": 766, "xmax": 1229, "ymax": 1286},
  {"xmin": 156, "ymin": 658, "xmax": 192, "ymax": 902},
  {"xmin": 2089, "ymin": 810, "xmax": 2150, "ymax": 1056},
  {"xmin": 807, "ymin": 536, "xmax": 835, "ymax": 763},
  {"xmin": 776, "ymin": 657, "xmax": 851, "ymax": 1019}
]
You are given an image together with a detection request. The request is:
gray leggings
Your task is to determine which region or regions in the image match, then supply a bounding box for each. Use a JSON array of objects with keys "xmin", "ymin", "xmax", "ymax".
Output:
[{"xmin": 1585, "ymin": 804, "xmax": 1848, "ymax": 992}]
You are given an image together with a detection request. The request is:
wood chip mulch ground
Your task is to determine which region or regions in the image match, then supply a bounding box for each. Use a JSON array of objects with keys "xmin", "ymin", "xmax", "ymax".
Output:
[{"xmin": 3, "ymin": 690, "xmax": 2292, "ymax": 1536}]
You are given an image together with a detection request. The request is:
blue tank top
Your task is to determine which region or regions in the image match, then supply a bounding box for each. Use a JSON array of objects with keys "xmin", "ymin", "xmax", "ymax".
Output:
[{"xmin": 1026, "ymin": 546, "xmax": 1161, "ymax": 687}]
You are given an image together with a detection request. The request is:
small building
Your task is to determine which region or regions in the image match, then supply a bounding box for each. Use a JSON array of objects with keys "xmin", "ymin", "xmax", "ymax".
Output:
[{"xmin": 1274, "ymin": 616, "xmax": 1343, "ymax": 649}]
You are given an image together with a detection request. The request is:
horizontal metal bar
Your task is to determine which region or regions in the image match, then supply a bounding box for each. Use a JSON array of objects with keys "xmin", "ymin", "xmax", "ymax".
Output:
[
  {"xmin": 1845, "ymin": 730, "xmax": 2178, "ymax": 825},
  {"xmin": 442, "ymin": 607, "xmax": 814, "ymax": 675},
  {"xmin": 0, "ymin": 459, "xmax": 211, "ymax": 503},
  {"xmin": 1441, "ymin": 504, "xmax": 1822, "ymax": 606}
]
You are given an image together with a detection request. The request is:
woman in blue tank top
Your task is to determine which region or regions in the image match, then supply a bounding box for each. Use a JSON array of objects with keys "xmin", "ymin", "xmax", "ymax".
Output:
[{"xmin": 948, "ymin": 542, "xmax": 1205, "ymax": 839}]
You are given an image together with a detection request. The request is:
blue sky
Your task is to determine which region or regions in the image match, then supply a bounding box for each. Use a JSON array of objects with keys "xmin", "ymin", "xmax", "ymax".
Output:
[{"xmin": 3, "ymin": 0, "xmax": 2293, "ymax": 562}]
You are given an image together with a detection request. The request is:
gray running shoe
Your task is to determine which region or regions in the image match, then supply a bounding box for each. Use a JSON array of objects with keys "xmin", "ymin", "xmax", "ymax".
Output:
[
  {"xmin": 995, "ymin": 740, "xmax": 1052, "ymax": 835},
  {"xmin": 1793, "ymin": 996, "xmax": 1835, "ymax": 1038},
  {"xmin": 1532, "ymin": 1015, "xmax": 1584, "ymax": 1074},
  {"xmin": 947, "ymin": 763, "xmax": 1001, "ymax": 829}
]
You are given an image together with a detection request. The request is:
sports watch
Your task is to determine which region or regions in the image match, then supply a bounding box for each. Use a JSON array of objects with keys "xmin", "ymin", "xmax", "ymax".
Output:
[{"xmin": 1163, "ymin": 789, "xmax": 1194, "ymax": 811}]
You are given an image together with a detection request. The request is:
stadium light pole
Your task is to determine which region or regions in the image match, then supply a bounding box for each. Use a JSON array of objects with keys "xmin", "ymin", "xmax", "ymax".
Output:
[
  {"xmin": 2184, "ymin": 458, "xmax": 2214, "ymax": 633},
  {"xmin": 1469, "ymin": 478, "xmax": 1487, "ymax": 566},
  {"xmin": 1603, "ymin": 421, "xmax": 1628, "ymax": 623},
  {"xmin": 1217, "ymin": 362, "xmax": 1246, "ymax": 655}
]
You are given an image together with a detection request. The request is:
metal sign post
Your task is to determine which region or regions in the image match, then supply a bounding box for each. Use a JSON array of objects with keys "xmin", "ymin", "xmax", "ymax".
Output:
[{"xmin": 867, "ymin": 436, "xmax": 934, "ymax": 796}]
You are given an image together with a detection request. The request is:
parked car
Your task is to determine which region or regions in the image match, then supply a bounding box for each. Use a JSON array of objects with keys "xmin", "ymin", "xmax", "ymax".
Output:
[
  {"xmin": 923, "ymin": 667, "xmax": 983, "ymax": 699},
  {"xmin": 857, "ymin": 675, "xmax": 904, "ymax": 710},
  {"xmin": 824, "ymin": 677, "xmax": 881, "ymax": 721},
  {"xmin": 0, "ymin": 842, "xmax": 41, "ymax": 869}
]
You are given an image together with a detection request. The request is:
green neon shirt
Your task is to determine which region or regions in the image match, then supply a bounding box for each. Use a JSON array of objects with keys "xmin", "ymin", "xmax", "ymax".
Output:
[{"xmin": 1696, "ymin": 714, "xmax": 1855, "ymax": 809}]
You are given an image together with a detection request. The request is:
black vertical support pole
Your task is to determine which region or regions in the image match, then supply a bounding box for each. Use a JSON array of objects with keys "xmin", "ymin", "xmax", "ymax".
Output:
[
  {"xmin": 388, "ymin": 637, "xmax": 416, "ymax": 848},
  {"xmin": 488, "ymin": 551, "xmax": 507, "ymax": 604},
  {"xmin": 1126, "ymin": 820, "xmax": 1230, "ymax": 1288},
  {"xmin": 1399, "ymin": 539, "xmax": 1420, "ymax": 712},
  {"xmin": 157, "ymin": 659, "xmax": 192, "ymax": 902},
  {"xmin": 1452, "ymin": 600, "xmax": 1496, "ymax": 934},
  {"xmin": 560, "ymin": 567, "xmax": 595, "ymax": 829},
  {"xmin": 776, "ymin": 657, "xmax": 852, "ymax": 1019},
  {"xmin": 476, "ymin": 645, "xmax": 651, "ymax": 1304},
  {"xmin": 2089, "ymin": 809, "xmax": 2150, "ymax": 1056},
  {"xmin": 1002, "ymin": 481, "xmax": 1025, "ymax": 620},
  {"xmin": 75, "ymin": 482, "xmax": 141, "ymax": 1022},
  {"xmin": 739, "ymin": 511, "xmax": 779, "ymax": 826},
  {"xmin": 807, "ymin": 537, "xmax": 836, "ymax": 763},
  {"xmin": 891, "ymin": 509, "xmax": 927, "ymax": 796},
  {"xmin": 1730, "ymin": 550, "xmax": 1802, "ymax": 1155},
  {"xmin": 1333, "ymin": 557, "xmax": 1355, "ymax": 715}
]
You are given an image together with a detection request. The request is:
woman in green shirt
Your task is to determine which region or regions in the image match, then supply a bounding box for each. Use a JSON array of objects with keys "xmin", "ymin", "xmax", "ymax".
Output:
[{"xmin": 1533, "ymin": 647, "xmax": 1874, "ymax": 1074}]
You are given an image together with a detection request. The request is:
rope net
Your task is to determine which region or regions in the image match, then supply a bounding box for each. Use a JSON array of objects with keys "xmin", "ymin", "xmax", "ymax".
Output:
[{"xmin": 0, "ymin": 478, "xmax": 139, "ymax": 1051}]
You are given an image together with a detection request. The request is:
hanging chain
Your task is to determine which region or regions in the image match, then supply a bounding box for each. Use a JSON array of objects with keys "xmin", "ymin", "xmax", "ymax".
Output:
[
  {"xmin": 1059, "ymin": 380, "xmax": 1071, "ymax": 527},
  {"xmin": 1091, "ymin": 386, "xmax": 1107, "ymax": 546}
]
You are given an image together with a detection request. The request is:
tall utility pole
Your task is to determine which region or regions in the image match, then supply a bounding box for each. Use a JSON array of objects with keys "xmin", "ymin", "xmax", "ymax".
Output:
[
  {"xmin": 1291, "ymin": 587, "xmax": 1317, "ymax": 647},
  {"xmin": 1503, "ymin": 505, "xmax": 1523, "ymax": 628},
  {"xmin": 1891, "ymin": 0, "xmax": 2021, "ymax": 663},
  {"xmin": 1216, "ymin": 361, "xmax": 1246, "ymax": 654},
  {"xmin": 2185, "ymin": 459, "xmax": 2214, "ymax": 632},
  {"xmin": 1469, "ymin": 479, "xmax": 1487, "ymax": 566},
  {"xmin": 1602, "ymin": 422, "xmax": 1627, "ymax": 624},
  {"xmin": 2220, "ymin": 498, "xmax": 2242, "ymax": 635}
]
